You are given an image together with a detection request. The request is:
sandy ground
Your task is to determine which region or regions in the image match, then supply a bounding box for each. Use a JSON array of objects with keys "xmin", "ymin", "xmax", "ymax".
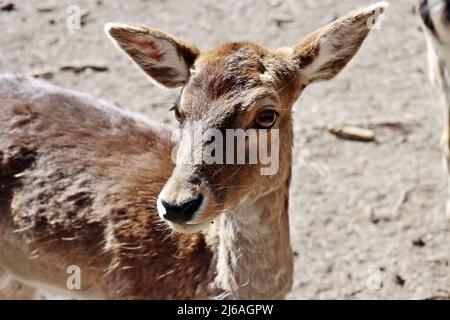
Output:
[{"xmin": 1, "ymin": 0, "xmax": 450, "ymax": 299}]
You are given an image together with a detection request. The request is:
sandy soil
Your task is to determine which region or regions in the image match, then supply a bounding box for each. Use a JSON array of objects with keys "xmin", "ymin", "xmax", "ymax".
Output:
[{"xmin": 1, "ymin": 0, "xmax": 450, "ymax": 299}]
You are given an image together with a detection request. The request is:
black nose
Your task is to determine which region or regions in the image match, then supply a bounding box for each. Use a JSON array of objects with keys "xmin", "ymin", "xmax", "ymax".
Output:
[{"xmin": 161, "ymin": 195, "xmax": 204, "ymax": 224}]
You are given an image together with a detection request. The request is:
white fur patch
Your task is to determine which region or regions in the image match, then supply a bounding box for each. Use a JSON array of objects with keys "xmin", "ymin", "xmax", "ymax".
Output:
[
  {"xmin": 363, "ymin": 1, "xmax": 388, "ymax": 14},
  {"xmin": 301, "ymin": 39, "xmax": 334, "ymax": 80},
  {"xmin": 142, "ymin": 35, "xmax": 190, "ymax": 83}
]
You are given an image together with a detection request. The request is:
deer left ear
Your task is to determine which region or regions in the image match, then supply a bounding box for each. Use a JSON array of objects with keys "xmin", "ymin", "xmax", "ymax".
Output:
[
  {"xmin": 293, "ymin": 2, "xmax": 387, "ymax": 84},
  {"xmin": 105, "ymin": 24, "xmax": 200, "ymax": 88}
]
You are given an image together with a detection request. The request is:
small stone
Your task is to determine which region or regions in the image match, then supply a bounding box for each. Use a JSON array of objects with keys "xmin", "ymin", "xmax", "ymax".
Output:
[
  {"xmin": 394, "ymin": 274, "xmax": 406, "ymax": 287},
  {"xmin": 1, "ymin": 3, "xmax": 16, "ymax": 11},
  {"xmin": 412, "ymin": 238, "xmax": 426, "ymax": 247}
]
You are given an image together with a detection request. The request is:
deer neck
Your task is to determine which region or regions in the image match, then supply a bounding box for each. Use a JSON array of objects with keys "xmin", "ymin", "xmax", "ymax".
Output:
[{"xmin": 209, "ymin": 172, "xmax": 293, "ymax": 299}]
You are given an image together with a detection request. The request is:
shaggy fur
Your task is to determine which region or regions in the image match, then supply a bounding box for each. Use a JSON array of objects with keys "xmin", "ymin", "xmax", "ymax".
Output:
[
  {"xmin": 0, "ymin": 74, "xmax": 211, "ymax": 299},
  {"xmin": 0, "ymin": 2, "xmax": 386, "ymax": 299}
]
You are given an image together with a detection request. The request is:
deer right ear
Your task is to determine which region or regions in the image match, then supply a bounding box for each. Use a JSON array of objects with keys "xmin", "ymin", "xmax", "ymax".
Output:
[
  {"xmin": 292, "ymin": 2, "xmax": 387, "ymax": 84},
  {"xmin": 105, "ymin": 24, "xmax": 200, "ymax": 88}
]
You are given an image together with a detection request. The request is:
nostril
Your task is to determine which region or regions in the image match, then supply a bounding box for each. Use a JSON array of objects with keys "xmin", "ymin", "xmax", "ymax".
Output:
[
  {"xmin": 181, "ymin": 194, "xmax": 203, "ymax": 217},
  {"xmin": 161, "ymin": 194, "xmax": 204, "ymax": 223}
]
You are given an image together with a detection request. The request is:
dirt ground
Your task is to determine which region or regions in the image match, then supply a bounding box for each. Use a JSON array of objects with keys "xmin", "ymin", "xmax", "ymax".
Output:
[{"xmin": 1, "ymin": 0, "xmax": 450, "ymax": 300}]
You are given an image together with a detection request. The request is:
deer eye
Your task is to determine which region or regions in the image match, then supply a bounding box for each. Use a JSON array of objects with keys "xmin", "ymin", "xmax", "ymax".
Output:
[
  {"xmin": 170, "ymin": 104, "xmax": 183, "ymax": 123},
  {"xmin": 255, "ymin": 109, "xmax": 277, "ymax": 128}
]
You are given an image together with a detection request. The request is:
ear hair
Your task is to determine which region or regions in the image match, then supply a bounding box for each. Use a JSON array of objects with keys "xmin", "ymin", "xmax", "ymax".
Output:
[
  {"xmin": 105, "ymin": 23, "xmax": 200, "ymax": 88},
  {"xmin": 293, "ymin": 1, "xmax": 388, "ymax": 83}
]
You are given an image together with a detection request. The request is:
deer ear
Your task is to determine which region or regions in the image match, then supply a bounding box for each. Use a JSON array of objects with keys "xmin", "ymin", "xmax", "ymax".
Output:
[
  {"xmin": 105, "ymin": 24, "xmax": 200, "ymax": 88},
  {"xmin": 293, "ymin": 2, "xmax": 387, "ymax": 83}
]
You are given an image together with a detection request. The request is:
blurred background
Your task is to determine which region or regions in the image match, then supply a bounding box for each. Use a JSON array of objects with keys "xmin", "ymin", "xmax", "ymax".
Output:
[{"xmin": 1, "ymin": 0, "xmax": 450, "ymax": 299}]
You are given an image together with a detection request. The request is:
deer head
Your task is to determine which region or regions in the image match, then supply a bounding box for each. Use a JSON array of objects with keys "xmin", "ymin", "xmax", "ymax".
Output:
[{"xmin": 106, "ymin": 2, "xmax": 386, "ymax": 233}]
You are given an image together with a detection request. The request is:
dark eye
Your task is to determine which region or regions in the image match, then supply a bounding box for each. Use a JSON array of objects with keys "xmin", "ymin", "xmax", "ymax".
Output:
[
  {"xmin": 170, "ymin": 104, "xmax": 183, "ymax": 122},
  {"xmin": 255, "ymin": 109, "xmax": 277, "ymax": 128}
]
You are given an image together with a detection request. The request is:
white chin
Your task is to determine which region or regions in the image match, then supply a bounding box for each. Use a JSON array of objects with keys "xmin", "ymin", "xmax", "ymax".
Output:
[{"xmin": 167, "ymin": 220, "xmax": 212, "ymax": 234}]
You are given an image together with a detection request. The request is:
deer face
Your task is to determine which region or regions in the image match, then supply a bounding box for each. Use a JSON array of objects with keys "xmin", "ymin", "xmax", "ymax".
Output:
[
  {"xmin": 155, "ymin": 43, "xmax": 300, "ymax": 233},
  {"xmin": 106, "ymin": 2, "xmax": 386, "ymax": 233}
]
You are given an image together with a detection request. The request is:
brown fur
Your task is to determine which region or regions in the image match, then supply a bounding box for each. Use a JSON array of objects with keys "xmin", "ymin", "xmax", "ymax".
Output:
[
  {"xmin": 0, "ymin": 74, "xmax": 210, "ymax": 299},
  {"xmin": 0, "ymin": 2, "xmax": 385, "ymax": 299}
]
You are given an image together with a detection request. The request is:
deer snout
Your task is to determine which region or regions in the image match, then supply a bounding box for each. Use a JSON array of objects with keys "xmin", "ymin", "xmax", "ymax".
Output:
[{"xmin": 158, "ymin": 194, "xmax": 204, "ymax": 224}]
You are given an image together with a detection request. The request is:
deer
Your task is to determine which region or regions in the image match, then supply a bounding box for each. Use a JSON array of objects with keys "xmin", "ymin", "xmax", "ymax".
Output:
[
  {"xmin": 418, "ymin": 0, "xmax": 450, "ymax": 220},
  {"xmin": 0, "ymin": 2, "xmax": 386, "ymax": 299}
]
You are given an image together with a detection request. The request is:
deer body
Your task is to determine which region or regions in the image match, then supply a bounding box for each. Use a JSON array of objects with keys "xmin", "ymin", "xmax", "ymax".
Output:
[
  {"xmin": 0, "ymin": 74, "xmax": 212, "ymax": 299},
  {"xmin": 419, "ymin": 0, "xmax": 450, "ymax": 219},
  {"xmin": 0, "ymin": 74, "xmax": 293, "ymax": 299},
  {"xmin": 0, "ymin": 3, "xmax": 386, "ymax": 299}
]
